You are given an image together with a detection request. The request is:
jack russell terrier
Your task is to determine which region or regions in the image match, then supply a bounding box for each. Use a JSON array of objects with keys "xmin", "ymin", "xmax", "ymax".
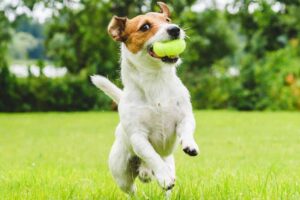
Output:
[{"xmin": 91, "ymin": 1, "xmax": 199, "ymax": 195}]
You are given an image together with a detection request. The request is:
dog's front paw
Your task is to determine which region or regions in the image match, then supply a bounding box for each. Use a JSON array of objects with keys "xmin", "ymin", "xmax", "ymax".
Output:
[
  {"xmin": 155, "ymin": 168, "xmax": 175, "ymax": 190},
  {"xmin": 181, "ymin": 139, "xmax": 199, "ymax": 156}
]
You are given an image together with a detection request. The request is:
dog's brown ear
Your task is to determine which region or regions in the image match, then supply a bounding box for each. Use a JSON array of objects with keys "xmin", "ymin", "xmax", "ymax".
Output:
[
  {"xmin": 108, "ymin": 16, "xmax": 127, "ymax": 42},
  {"xmin": 157, "ymin": 2, "xmax": 170, "ymax": 17}
]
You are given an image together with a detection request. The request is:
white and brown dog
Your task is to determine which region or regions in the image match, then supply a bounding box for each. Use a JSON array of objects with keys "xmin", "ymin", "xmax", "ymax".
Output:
[{"xmin": 91, "ymin": 2, "xmax": 199, "ymax": 195}]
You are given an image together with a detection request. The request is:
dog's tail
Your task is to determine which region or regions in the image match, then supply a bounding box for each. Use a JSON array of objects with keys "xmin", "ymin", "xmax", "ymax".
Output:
[{"xmin": 90, "ymin": 75, "xmax": 122, "ymax": 104}]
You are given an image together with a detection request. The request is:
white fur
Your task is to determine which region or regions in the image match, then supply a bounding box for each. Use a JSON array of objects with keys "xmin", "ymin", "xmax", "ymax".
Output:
[{"xmin": 91, "ymin": 23, "xmax": 199, "ymax": 194}]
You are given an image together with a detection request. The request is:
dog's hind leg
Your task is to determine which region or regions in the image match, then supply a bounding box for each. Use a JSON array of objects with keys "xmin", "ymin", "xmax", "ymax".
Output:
[{"xmin": 109, "ymin": 126, "xmax": 139, "ymax": 194}]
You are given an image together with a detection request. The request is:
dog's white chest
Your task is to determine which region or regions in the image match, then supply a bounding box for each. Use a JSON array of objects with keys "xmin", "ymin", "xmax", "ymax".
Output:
[{"xmin": 144, "ymin": 98, "xmax": 184, "ymax": 156}]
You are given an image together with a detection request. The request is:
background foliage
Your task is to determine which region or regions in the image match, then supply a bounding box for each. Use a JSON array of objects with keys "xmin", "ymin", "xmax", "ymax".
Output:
[{"xmin": 0, "ymin": 0, "xmax": 300, "ymax": 111}]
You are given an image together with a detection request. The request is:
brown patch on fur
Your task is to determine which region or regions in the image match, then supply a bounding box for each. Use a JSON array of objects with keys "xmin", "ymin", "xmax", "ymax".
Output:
[
  {"xmin": 124, "ymin": 13, "xmax": 169, "ymax": 53},
  {"xmin": 108, "ymin": 16, "xmax": 128, "ymax": 42}
]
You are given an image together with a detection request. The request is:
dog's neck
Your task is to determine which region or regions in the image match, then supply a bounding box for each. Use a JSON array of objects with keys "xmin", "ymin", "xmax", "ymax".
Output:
[
  {"xmin": 121, "ymin": 44, "xmax": 177, "ymax": 86},
  {"xmin": 120, "ymin": 44, "xmax": 179, "ymax": 102}
]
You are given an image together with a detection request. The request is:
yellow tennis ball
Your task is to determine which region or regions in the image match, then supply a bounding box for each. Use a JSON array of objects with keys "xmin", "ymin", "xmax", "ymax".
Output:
[{"xmin": 153, "ymin": 39, "xmax": 186, "ymax": 57}]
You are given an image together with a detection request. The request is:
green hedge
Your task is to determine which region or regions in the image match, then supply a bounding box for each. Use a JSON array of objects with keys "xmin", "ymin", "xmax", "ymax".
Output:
[
  {"xmin": 183, "ymin": 44, "xmax": 300, "ymax": 111},
  {"xmin": 0, "ymin": 68, "xmax": 112, "ymax": 112}
]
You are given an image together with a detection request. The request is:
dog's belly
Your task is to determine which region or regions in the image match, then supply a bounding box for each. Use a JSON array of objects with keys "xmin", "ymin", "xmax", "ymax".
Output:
[
  {"xmin": 146, "ymin": 104, "xmax": 182, "ymax": 156},
  {"xmin": 149, "ymin": 129, "xmax": 178, "ymax": 157}
]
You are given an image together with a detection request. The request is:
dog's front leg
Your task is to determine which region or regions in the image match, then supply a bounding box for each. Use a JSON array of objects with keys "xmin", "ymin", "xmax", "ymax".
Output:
[
  {"xmin": 176, "ymin": 112, "xmax": 199, "ymax": 156},
  {"xmin": 130, "ymin": 133, "xmax": 175, "ymax": 190}
]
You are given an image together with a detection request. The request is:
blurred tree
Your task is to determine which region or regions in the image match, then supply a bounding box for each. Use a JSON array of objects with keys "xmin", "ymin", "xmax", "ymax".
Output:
[
  {"xmin": 9, "ymin": 31, "xmax": 39, "ymax": 60},
  {"xmin": 0, "ymin": 11, "xmax": 10, "ymax": 68},
  {"xmin": 46, "ymin": 1, "xmax": 118, "ymax": 75},
  {"xmin": 0, "ymin": 11, "xmax": 15, "ymax": 111},
  {"xmin": 226, "ymin": 0, "xmax": 300, "ymax": 110},
  {"xmin": 181, "ymin": 9, "xmax": 238, "ymax": 70},
  {"xmin": 14, "ymin": 14, "xmax": 44, "ymax": 38},
  {"xmin": 12, "ymin": 15, "xmax": 46, "ymax": 60},
  {"xmin": 229, "ymin": 0, "xmax": 296, "ymax": 57}
]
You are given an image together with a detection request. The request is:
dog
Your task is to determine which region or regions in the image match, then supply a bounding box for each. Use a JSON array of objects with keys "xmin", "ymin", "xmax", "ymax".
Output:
[{"xmin": 91, "ymin": 2, "xmax": 199, "ymax": 195}]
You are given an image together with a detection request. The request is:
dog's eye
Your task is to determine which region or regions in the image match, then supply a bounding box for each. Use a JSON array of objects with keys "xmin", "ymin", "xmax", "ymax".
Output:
[
  {"xmin": 139, "ymin": 23, "xmax": 151, "ymax": 32},
  {"xmin": 166, "ymin": 18, "xmax": 171, "ymax": 23}
]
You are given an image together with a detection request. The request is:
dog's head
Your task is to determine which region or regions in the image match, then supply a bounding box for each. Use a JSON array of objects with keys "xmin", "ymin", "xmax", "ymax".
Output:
[{"xmin": 108, "ymin": 2, "xmax": 185, "ymax": 67}]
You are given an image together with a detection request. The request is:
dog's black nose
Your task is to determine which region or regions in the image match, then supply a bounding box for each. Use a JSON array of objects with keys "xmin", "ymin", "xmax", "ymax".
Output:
[{"xmin": 167, "ymin": 26, "xmax": 180, "ymax": 38}]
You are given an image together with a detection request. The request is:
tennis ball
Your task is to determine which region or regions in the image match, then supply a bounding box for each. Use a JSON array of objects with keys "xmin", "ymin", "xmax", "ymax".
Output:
[{"xmin": 153, "ymin": 39, "xmax": 186, "ymax": 57}]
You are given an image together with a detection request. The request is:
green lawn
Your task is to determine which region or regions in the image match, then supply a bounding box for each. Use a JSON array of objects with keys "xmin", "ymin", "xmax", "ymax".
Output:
[{"xmin": 0, "ymin": 111, "xmax": 299, "ymax": 199}]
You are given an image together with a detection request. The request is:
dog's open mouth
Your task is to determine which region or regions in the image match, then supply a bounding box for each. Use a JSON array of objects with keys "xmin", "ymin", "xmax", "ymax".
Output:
[{"xmin": 148, "ymin": 46, "xmax": 179, "ymax": 64}]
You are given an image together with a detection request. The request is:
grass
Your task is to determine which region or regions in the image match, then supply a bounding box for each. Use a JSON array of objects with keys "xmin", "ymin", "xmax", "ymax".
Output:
[{"xmin": 0, "ymin": 111, "xmax": 299, "ymax": 199}]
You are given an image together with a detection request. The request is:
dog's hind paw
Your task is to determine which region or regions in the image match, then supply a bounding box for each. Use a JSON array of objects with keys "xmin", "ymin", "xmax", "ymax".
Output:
[{"xmin": 138, "ymin": 167, "xmax": 153, "ymax": 183}]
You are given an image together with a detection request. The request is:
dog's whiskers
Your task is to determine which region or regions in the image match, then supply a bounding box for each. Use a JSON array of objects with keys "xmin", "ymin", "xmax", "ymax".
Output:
[
  {"xmin": 182, "ymin": 26, "xmax": 191, "ymax": 31},
  {"xmin": 184, "ymin": 34, "xmax": 190, "ymax": 40}
]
